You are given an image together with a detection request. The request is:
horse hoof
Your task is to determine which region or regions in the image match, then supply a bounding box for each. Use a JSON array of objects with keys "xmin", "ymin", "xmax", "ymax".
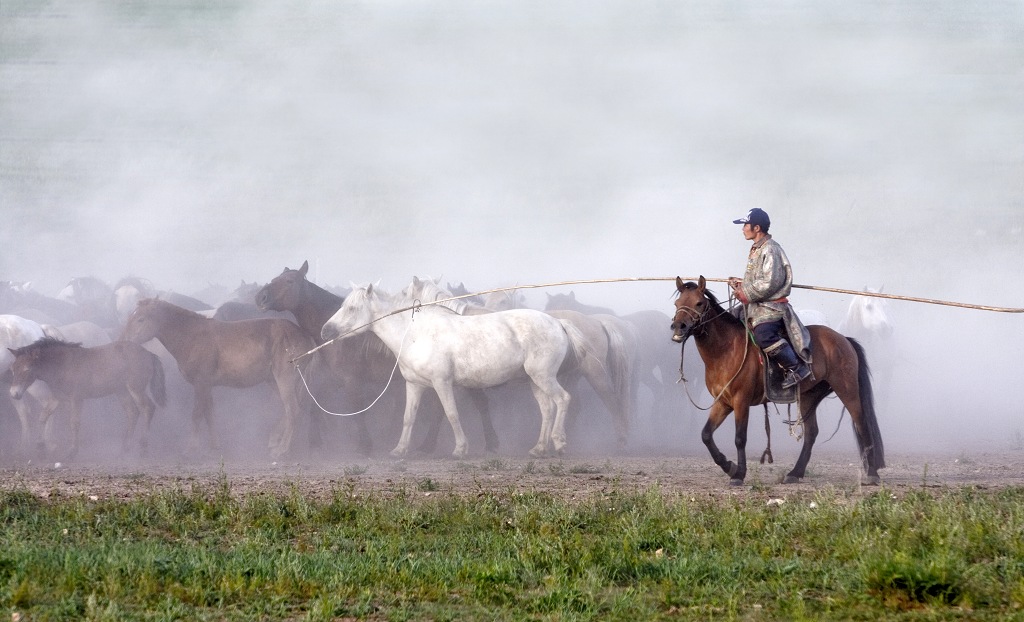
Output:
[
  {"xmin": 861, "ymin": 475, "xmax": 881, "ymax": 486},
  {"xmin": 390, "ymin": 448, "xmax": 408, "ymax": 458},
  {"xmin": 729, "ymin": 478, "xmax": 745, "ymax": 487},
  {"xmin": 783, "ymin": 475, "xmax": 802, "ymax": 484}
]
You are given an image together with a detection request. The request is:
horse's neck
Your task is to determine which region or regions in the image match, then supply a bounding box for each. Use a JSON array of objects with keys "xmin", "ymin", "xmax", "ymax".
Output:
[
  {"xmin": 693, "ymin": 316, "xmax": 748, "ymax": 364},
  {"xmin": 151, "ymin": 308, "xmax": 205, "ymax": 358},
  {"xmin": 295, "ymin": 283, "xmax": 343, "ymax": 340},
  {"xmin": 366, "ymin": 305, "xmax": 414, "ymax": 354},
  {"xmin": 32, "ymin": 347, "xmax": 79, "ymax": 381}
]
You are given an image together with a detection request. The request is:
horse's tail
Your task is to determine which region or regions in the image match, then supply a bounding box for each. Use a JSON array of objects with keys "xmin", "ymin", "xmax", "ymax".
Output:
[
  {"xmin": 557, "ymin": 319, "xmax": 590, "ymax": 374},
  {"xmin": 848, "ymin": 337, "xmax": 885, "ymax": 469},
  {"xmin": 148, "ymin": 351, "xmax": 167, "ymax": 408},
  {"xmin": 601, "ymin": 321, "xmax": 636, "ymax": 428}
]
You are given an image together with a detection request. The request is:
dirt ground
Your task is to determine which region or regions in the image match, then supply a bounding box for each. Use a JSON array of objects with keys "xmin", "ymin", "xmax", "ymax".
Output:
[{"xmin": 3, "ymin": 446, "xmax": 1024, "ymax": 503}]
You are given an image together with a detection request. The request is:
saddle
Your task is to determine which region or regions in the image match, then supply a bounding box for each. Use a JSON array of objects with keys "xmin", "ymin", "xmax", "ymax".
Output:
[{"xmin": 760, "ymin": 351, "xmax": 798, "ymax": 404}]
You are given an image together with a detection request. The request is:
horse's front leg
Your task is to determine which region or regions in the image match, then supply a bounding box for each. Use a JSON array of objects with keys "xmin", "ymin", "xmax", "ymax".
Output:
[
  {"xmin": 66, "ymin": 399, "xmax": 83, "ymax": 460},
  {"xmin": 10, "ymin": 394, "xmax": 37, "ymax": 457},
  {"xmin": 433, "ymin": 382, "xmax": 468, "ymax": 459},
  {"xmin": 701, "ymin": 401, "xmax": 743, "ymax": 484},
  {"xmin": 391, "ymin": 382, "xmax": 426, "ymax": 458},
  {"xmin": 190, "ymin": 385, "xmax": 218, "ymax": 452}
]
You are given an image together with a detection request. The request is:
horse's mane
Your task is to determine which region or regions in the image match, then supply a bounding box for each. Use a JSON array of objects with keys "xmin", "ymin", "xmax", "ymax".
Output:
[
  {"xmin": 143, "ymin": 297, "xmax": 207, "ymax": 319},
  {"xmin": 404, "ymin": 278, "xmax": 467, "ymax": 313},
  {"xmin": 13, "ymin": 336, "xmax": 83, "ymax": 356},
  {"xmin": 680, "ymin": 281, "xmax": 743, "ymax": 327}
]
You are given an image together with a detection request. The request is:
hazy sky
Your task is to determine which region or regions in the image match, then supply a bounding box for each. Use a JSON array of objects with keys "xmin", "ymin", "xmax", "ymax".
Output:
[{"xmin": 2, "ymin": 1, "xmax": 1022, "ymax": 449}]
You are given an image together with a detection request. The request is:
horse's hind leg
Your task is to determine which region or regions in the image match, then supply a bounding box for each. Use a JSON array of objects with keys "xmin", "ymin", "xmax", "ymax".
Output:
[
  {"xmin": 528, "ymin": 384, "xmax": 556, "ymax": 458},
  {"xmin": 783, "ymin": 388, "xmax": 828, "ymax": 483},
  {"xmin": 126, "ymin": 384, "xmax": 155, "ymax": 457},
  {"xmin": 118, "ymin": 392, "xmax": 141, "ymax": 455},
  {"xmin": 466, "ymin": 388, "xmax": 499, "ymax": 453},
  {"xmin": 190, "ymin": 386, "xmax": 218, "ymax": 453}
]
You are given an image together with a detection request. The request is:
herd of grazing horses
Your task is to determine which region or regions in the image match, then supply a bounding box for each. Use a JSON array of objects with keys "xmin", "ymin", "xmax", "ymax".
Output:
[{"xmin": 0, "ymin": 266, "xmax": 894, "ymax": 486}]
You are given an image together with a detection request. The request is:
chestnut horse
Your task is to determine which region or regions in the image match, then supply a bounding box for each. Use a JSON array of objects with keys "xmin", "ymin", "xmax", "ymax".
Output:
[
  {"xmin": 121, "ymin": 298, "xmax": 314, "ymax": 458},
  {"xmin": 671, "ymin": 276, "xmax": 884, "ymax": 486}
]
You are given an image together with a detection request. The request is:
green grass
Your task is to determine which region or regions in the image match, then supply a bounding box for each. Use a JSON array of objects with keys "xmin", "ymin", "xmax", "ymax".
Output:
[{"xmin": 2, "ymin": 479, "xmax": 1023, "ymax": 620}]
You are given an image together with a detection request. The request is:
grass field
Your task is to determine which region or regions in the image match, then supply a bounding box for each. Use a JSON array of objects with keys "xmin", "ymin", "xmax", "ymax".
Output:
[{"xmin": 2, "ymin": 475, "xmax": 1023, "ymax": 621}]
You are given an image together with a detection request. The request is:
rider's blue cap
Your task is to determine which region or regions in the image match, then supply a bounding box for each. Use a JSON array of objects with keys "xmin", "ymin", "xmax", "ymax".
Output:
[{"xmin": 732, "ymin": 208, "xmax": 770, "ymax": 230}]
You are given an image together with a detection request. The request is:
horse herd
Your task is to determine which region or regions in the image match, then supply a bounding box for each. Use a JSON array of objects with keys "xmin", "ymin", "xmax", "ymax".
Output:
[{"xmin": 0, "ymin": 265, "xmax": 894, "ymax": 485}]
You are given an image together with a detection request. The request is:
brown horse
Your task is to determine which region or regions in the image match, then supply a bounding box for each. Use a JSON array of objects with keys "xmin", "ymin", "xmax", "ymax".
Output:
[
  {"xmin": 7, "ymin": 337, "xmax": 166, "ymax": 458},
  {"xmin": 255, "ymin": 261, "xmax": 389, "ymax": 455},
  {"xmin": 671, "ymin": 276, "xmax": 884, "ymax": 486},
  {"xmin": 120, "ymin": 298, "xmax": 314, "ymax": 458}
]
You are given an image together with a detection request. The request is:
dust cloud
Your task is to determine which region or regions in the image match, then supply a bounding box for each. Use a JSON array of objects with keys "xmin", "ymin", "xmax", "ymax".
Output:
[{"xmin": 0, "ymin": 1, "xmax": 1021, "ymax": 465}]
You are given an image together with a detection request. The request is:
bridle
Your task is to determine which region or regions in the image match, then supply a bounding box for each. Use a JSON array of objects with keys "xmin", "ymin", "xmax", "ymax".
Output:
[
  {"xmin": 672, "ymin": 288, "xmax": 751, "ymax": 412},
  {"xmin": 671, "ymin": 290, "xmax": 729, "ymax": 343}
]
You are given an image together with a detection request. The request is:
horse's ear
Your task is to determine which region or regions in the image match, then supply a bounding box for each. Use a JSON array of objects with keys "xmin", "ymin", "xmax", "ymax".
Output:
[
  {"xmin": 675, "ymin": 276, "xmax": 685, "ymax": 292},
  {"xmin": 697, "ymin": 275, "xmax": 707, "ymax": 292},
  {"xmin": 366, "ymin": 283, "xmax": 374, "ymax": 296},
  {"xmin": 569, "ymin": 291, "xmax": 576, "ymax": 300},
  {"xmin": 413, "ymin": 276, "xmax": 422, "ymax": 286},
  {"xmin": 7, "ymin": 348, "xmax": 16, "ymax": 357},
  {"xmin": 299, "ymin": 261, "xmax": 309, "ymax": 277}
]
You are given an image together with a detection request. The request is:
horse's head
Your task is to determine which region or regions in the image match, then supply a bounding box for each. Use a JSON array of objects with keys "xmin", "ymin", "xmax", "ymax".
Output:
[
  {"xmin": 671, "ymin": 276, "xmax": 711, "ymax": 343},
  {"xmin": 120, "ymin": 298, "xmax": 165, "ymax": 344},
  {"xmin": 321, "ymin": 283, "xmax": 387, "ymax": 342},
  {"xmin": 400, "ymin": 276, "xmax": 444, "ymax": 302},
  {"xmin": 544, "ymin": 291, "xmax": 574, "ymax": 311},
  {"xmin": 843, "ymin": 288, "xmax": 894, "ymax": 340},
  {"xmin": 114, "ymin": 278, "xmax": 154, "ymax": 325},
  {"xmin": 7, "ymin": 341, "xmax": 51, "ymax": 399},
  {"xmin": 256, "ymin": 261, "xmax": 310, "ymax": 312}
]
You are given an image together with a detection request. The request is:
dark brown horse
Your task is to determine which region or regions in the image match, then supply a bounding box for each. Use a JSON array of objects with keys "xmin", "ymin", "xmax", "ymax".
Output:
[
  {"xmin": 8, "ymin": 337, "xmax": 166, "ymax": 458},
  {"xmin": 255, "ymin": 261, "xmax": 393, "ymax": 455},
  {"xmin": 121, "ymin": 298, "xmax": 314, "ymax": 458},
  {"xmin": 671, "ymin": 276, "xmax": 884, "ymax": 486}
]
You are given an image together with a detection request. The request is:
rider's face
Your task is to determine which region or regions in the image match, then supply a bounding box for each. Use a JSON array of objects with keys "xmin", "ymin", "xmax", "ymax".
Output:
[{"xmin": 742, "ymin": 223, "xmax": 757, "ymax": 240}]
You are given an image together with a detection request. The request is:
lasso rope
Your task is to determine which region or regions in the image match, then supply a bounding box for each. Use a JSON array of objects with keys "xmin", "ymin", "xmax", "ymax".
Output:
[
  {"xmin": 293, "ymin": 304, "xmax": 417, "ymax": 417},
  {"xmin": 292, "ymin": 276, "xmax": 1021, "ymax": 363}
]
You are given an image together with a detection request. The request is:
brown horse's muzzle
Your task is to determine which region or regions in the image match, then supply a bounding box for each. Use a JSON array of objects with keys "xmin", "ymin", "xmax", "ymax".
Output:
[{"xmin": 670, "ymin": 317, "xmax": 690, "ymax": 343}]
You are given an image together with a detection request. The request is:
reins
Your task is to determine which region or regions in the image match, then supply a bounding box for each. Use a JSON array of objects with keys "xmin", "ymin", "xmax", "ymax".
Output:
[{"xmin": 674, "ymin": 297, "xmax": 751, "ymax": 413}]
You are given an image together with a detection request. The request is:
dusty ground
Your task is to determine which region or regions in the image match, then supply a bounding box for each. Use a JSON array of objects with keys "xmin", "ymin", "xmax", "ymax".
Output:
[{"xmin": 3, "ymin": 447, "xmax": 1023, "ymax": 503}]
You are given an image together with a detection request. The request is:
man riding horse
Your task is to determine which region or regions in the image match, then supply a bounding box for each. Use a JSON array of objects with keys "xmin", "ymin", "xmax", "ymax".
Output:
[{"xmin": 727, "ymin": 208, "xmax": 812, "ymax": 389}]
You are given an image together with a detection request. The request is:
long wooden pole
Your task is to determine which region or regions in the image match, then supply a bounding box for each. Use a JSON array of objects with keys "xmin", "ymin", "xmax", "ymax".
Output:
[{"xmin": 444, "ymin": 276, "xmax": 1024, "ymax": 314}]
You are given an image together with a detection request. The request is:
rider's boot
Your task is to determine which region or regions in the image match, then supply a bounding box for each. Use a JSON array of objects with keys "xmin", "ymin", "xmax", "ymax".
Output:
[{"xmin": 765, "ymin": 340, "xmax": 812, "ymax": 389}]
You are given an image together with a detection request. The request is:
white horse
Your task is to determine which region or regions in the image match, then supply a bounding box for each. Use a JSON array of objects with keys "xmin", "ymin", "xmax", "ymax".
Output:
[
  {"xmin": 0, "ymin": 314, "xmax": 59, "ymax": 455},
  {"xmin": 404, "ymin": 277, "xmax": 637, "ymax": 449},
  {"xmin": 839, "ymin": 288, "xmax": 895, "ymax": 343},
  {"xmin": 321, "ymin": 284, "xmax": 584, "ymax": 458},
  {"xmin": 42, "ymin": 321, "xmax": 113, "ymax": 347},
  {"xmin": 839, "ymin": 288, "xmax": 897, "ymax": 405}
]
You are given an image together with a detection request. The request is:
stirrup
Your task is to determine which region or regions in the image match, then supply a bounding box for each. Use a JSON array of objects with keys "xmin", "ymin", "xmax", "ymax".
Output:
[{"xmin": 781, "ymin": 367, "xmax": 811, "ymax": 389}]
